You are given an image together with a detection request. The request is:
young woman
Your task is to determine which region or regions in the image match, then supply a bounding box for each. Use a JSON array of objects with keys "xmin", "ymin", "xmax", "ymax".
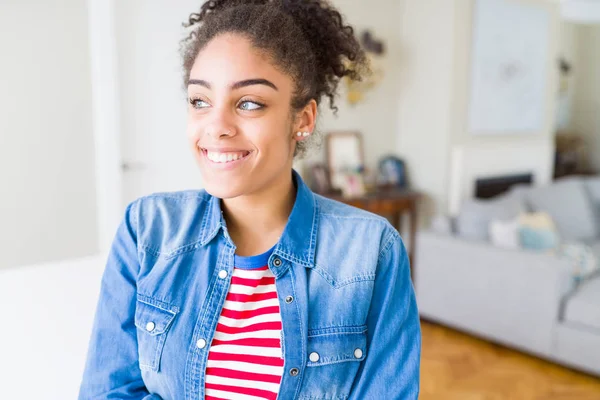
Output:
[{"xmin": 79, "ymin": 1, "xmax": 420, "ymax": 399}]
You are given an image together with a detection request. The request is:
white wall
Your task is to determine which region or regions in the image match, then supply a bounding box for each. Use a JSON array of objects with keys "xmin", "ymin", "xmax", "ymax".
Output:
[
  {"xmin": 0, "ymin": 0, "xmax": 98, "ymax": 270},
  {"xmin": 556, "ymin": 19, "xmax": 581, "ymax": 130},
  {"xmin": 395, "ymin": 0, "xmax": 456, "ymax": 220},
  {"xmin": 572, "ymin": 24, "xmax": 600, "ymax": 169}
]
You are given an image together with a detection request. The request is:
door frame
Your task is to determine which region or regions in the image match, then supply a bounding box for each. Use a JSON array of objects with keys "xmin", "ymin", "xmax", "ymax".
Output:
[{"xmin": 87, "ymin": 0, "xmax": 124, "ymax": 254}]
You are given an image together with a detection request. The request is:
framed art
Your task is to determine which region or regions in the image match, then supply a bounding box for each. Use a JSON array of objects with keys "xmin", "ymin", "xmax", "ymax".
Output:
[
  {"xmin": 468, "ymin": 0, "xmax": 551, "ymax": 135},
  {"xmin": 325, "ymin": 132, "xmax": 365, "ymax": 190}
]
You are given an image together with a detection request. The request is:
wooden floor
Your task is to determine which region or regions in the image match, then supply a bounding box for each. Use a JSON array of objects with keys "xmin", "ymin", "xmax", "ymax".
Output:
[{"xmin": 420, "ymin": 321, "xmax": 600, "ymax": 399}]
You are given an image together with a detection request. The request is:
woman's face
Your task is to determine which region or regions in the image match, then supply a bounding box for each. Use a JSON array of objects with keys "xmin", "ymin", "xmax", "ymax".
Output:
[{"xmin": 187, "ymin": 33, "xmax": 313, "ymax": 199}]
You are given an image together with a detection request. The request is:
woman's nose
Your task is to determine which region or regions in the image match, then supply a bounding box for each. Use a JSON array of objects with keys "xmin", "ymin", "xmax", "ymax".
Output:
[
  {"xmin": 206, "ymin": 126, "xmax": 234, "ymax": 138},
  {"xmin": 205, "ymin": 108, "xmax": 236, "ymax": 139}
]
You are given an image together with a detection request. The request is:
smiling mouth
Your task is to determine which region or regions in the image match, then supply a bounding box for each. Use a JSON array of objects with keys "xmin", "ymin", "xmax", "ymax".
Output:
[{"xmin": 200, "ymin": 148, "xmax": 252, "ymax": 164}]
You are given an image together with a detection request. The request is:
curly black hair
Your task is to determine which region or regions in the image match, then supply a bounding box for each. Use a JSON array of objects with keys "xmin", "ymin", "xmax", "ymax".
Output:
[{"xmin": 180, "ymin": 0, "xmax": 369, "ymax": 157}]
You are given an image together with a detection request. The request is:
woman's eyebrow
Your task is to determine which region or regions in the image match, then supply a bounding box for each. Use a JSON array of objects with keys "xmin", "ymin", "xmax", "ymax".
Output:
[
  {"xmin": 231, "ymin": 79, "xmax": 278, "ymax": 91},
  {"xmin": 188, "ymin": 78, "xmax": 278, "ymax": 91}
]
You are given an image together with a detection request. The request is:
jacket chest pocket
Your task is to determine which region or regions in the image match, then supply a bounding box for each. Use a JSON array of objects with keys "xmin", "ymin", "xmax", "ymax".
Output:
[
  {"xmin": 298, "ymin": 326, "xmax": 367, "ymax": 400},
  {"xmin": 134, "ymin": 296, "xmax": 178, "ymax": 372}
]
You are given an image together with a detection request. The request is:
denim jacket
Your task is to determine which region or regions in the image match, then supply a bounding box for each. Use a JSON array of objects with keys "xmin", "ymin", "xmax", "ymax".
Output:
[{"xmin": 79, "ymin": 171, "xmax": 421, "ymax": 400}]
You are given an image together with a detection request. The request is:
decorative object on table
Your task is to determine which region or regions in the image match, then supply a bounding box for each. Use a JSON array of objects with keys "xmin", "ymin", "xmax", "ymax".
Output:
[
  {"xmin": 468, "ymin": 0, "xmax": 551, "ymax": 134},
  {"xmin": 377, "ymin": 155, "xmax": 407, "ymax": 188},
  {"xmin": 325, "ymin": 131, "xmax": 365, "ymax": 193},
  {"xmin": 361, "ymin": 166, "xmax": 379, "ymax": 194},
  {"xmin": 339, "ymin": 169, "xmax": 366, "ymax": 198},
  {"xmin": 344, "ymin": 29, "xmax": 385, "ymax": 105},
  {"xmin": 307, "ymin": 163, "xmax": 333, "ymax": 194}
]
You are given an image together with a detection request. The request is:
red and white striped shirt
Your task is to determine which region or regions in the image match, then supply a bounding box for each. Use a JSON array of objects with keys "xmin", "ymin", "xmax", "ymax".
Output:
[{"xmin": 205, "ymin": 251, "xmax": 284, "ymax": 400}]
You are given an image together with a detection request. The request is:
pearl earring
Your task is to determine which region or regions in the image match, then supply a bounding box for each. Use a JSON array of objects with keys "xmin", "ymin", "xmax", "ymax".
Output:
[
  {"xmin": 296, "ymin": 132, "xmax": 303, "ymax": 137},
  {"xmin": 302, "ymin": 132, "xmax": 310, "ymax": 137}
]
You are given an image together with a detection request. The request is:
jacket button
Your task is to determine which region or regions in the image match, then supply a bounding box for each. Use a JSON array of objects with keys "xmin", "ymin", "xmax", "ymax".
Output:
[
  {"xmin": 309, "ymin": 352, "xmax": 320, "ymax": 362},
  {"xmin": 145, "ymin": 322, "xmax": 155, "ymax": 332},
  {"xmin": 354, "ymin": 348, "xmax": 363, "ymax": 359},
  {"xmin": 289, "ymin": 368, "xmax": 299, "ymax": 376},
  {"xmin": 273, "ymin": 258, "xmax": 282, "ymax": 267},
  {"xmin": 285, "ymin": 296, "xmax": 294, "ymax": 304},
  {"xmin": 196, "ymin": 339, "xmax": 207, "ymax": 349},
  {"xmin": 218, "ymin": 270, "xmax": 228, "ymax": 279}
]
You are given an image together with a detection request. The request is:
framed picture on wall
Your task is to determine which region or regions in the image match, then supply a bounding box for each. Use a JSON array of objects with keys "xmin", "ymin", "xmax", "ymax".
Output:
[
  {"xmin": 468, "ymin": 0, "xmax": 551, "ymax": 135},
  {"xmin": 325, "ymin": 132, "xmax": 365, "ymax": 191}
]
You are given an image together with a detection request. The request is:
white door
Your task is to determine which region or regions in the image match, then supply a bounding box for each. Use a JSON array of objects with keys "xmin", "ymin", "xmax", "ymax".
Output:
[
  {"xmin": 0, "ymin": 0, "xmax": 99, "ymax": 269},
  {"xmin": 116, "ymin": 0, "xmax": 206, "ymax": 207}
]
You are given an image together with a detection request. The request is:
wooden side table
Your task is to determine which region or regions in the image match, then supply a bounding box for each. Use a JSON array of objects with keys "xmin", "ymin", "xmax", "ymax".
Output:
[{"xmin": 322, "ymin": 189, "xmax": 421, "ymax": 280}]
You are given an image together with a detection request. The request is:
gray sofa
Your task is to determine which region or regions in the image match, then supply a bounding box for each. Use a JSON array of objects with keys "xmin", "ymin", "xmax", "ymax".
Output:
[{"xmin": 415, "ymin": 176, "xmax": 600, "ymax": 376}]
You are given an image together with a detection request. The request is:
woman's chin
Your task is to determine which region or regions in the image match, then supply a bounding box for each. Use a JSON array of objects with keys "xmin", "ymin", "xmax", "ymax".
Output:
[{"xmin": 203, "ymin": 180, "xmax": 245, "ymax": 200}]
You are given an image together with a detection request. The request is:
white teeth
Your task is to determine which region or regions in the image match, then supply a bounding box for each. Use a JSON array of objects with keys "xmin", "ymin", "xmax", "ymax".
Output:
[{"xmin": 205, "ymin": 150, "xmax": 247, "ymax": 163}]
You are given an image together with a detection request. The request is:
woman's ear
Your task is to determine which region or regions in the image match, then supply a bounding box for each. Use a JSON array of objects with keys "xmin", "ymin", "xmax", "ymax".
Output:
[{"xmin": 293, "ymin": 99, "xmax": 317, "ymax": 141}]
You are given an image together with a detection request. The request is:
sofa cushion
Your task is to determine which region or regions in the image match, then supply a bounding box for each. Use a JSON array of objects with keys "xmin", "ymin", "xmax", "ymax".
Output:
[
  {"xmin": 563, "ymin": 274, "xmax": 600, "ymax": 332},
  {"xmin": 587, "ymin": 240, "xmax": 600, "ymax": 260},
  {"xmin": 584, "ymin": 177, "xmax": 600, "ymax": 206},
  {"xmin": 525, "ymin": 178, "xmax": 598, "ymax": 241},
  {"xmin": 507, "ymin": 183, "xmax": 534, "ymax": 207},
  {"xmin": 456, "ymin": 192, "xmax": 525, "ymax": 241},
  {"xmin": 584, "ymin": 177, "xmax": 600, "ymax": 233}
]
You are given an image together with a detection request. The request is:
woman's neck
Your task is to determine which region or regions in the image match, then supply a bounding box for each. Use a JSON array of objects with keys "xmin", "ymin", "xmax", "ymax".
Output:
[{"xmin": 221, "ymin": 172, "xmax": 296, "ymax": 257}]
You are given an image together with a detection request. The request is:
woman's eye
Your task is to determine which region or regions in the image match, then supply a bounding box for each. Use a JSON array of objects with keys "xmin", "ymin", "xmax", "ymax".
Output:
[
  {"xmin": 239, "ymin": 101, "xmax": 264, "ymax": 111},
  {"xmin": 190, "ymin": 98, "xmax": 209, "ymax": 109}
]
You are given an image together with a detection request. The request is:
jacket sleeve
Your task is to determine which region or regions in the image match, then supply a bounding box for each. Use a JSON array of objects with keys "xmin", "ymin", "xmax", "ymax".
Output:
[
  {"xmin": 78, "ymin": 200, "xmax": 154, "ymax": 399},
  {"xmin": 348, "ymin": 230, "xmax": 421, "ymax": 399}
]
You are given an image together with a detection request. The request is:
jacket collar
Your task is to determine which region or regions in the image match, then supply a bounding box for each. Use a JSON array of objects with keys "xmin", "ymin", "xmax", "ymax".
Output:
[{"xmin": 200, "ymin": 169, "xmax": 318, "ymax": 267}]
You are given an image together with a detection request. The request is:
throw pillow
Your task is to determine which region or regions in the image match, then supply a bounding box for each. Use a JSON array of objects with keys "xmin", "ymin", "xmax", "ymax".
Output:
[
  {"xmin": 518, "ymin": 212, "xmax": 560, "ymax": 251},
  {"xmin": 525, "ymin": 177, "xmax": 598, "ymax": 241},
  {"xmin": 584, "ymin": 177, "xmax": 600, "ymax": 206},
  {"xmin": 489, "ymin": 217, "xmax": 520, "ymax": 249},
  {"xmin": 556, "ymin": 242, "xmax": 600, "ymax": 283},
  {"xmin": 584, "ymin": 177, "xmax": 600, "ymax": 230},
  {"xmin": 456, "ymin": 192, "xmax": 525, "ymax": 241}
]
